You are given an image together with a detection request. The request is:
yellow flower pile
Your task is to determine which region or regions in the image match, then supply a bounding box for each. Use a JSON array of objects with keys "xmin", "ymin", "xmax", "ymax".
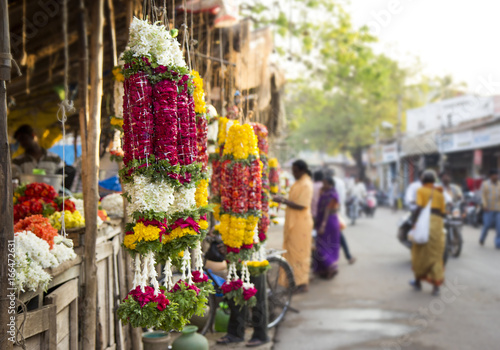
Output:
[
  {"xmin": 219, "ymin": 214, "xmax": 246, "ymax": 248},
  {"xmin": 195, "ymin": 179, "xmax": 209, "ymax": 207},
  {"xmin": 110, "ymin": 116, "xmax": 124, "ymax": 127},
  {"xmin": 112, "ymin": 66, "xmax": 125, "ymax": 82},
  {"xmin": 162, "ymin": 226, "xmax": 198, "ymax": 244},
  {"xmin": 244, "ymin": 215, "xmax": 259, "ymax": 245},
  {"xmin": 213, "ymin": 204, "xmax": 221, "ymax": 221},
  {"xmin": 270, "ymin": 185, "xmax": 279, "ymax": 194},
  {"xmin": 217, "ymin": 117, "xmax": 230, "ymax": 146},
  {"xmin": 269, "ymin": 158, "xmax": 278, "ymax": 168},
  {"xmin": 247, "ymin": 260, "xmax": 269, "ymax": 268},
  {"xmin": 223, "ymin": 124, "xmax": 259, "ymax": 160},
  {"xmin": 49, "ymin": 210, "xmax": 85, "ymax": 230},
  {"xmin": 191, "ymin": 70, "xmax": 206, "ymax": 114},
  {"xmin": 198, "ymin": 219, "xmax": 209, "ymax": 231}
]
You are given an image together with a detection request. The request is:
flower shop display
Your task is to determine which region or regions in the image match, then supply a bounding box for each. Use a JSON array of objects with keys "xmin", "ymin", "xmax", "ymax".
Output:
[
  {"xmin": 117, "ymin": 17, "xmax": 213, "ymax": 331},
  {"xmin": 49, "ymin": 210, "xmax": 85, "ymax": 230},
  {"xmin": 14, "ymin": 230, "xmax": 77, "ymax": 293},
  {"xmin": 269, "ymin": 158, "xmax": 280, "ymax": 195},
  {"xmin": 14, "ymin": 215, "xmax": 59, "ymax": 249}
]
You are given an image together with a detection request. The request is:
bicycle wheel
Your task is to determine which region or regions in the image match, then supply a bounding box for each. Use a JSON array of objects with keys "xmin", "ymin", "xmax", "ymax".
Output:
[{"xmin": 266, "ymin": 256, "xmax": 295, "ymax": 328}]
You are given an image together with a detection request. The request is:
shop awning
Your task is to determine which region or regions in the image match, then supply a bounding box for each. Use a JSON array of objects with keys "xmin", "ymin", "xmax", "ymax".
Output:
[{"xmin": 402, "ymin": 131, "xmax": 439, "ymax": 156}]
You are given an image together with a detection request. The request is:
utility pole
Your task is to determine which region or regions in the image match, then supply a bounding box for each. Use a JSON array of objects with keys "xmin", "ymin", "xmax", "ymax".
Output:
[{"xmin": 0, "ymin": 0, "xmax": 14, "ymax": 349}]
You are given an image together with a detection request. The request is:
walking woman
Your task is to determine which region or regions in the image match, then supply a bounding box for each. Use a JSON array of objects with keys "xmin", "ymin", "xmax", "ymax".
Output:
[
  {"xmin": 273, "ymin": 160, "xmax": 314, "ymax": 293},
  {"xmin": 410, "ymin": 170, "xmax": 446, "ymax": 296},
  {"xmin": 314, "ymin": 176, "xmax": 341, "ymax": 279}
]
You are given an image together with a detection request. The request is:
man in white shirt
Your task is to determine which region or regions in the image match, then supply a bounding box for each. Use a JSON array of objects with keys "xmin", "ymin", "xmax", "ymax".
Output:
[{"xmin": 351, "ymin": 177, "xmax": 367, "ymax": 202}]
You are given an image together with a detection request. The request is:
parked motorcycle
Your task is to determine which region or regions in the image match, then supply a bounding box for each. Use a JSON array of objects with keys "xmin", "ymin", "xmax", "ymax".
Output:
[{"xmin": 464, "ymin": 192, "xmax": 482, "ymax": 228}]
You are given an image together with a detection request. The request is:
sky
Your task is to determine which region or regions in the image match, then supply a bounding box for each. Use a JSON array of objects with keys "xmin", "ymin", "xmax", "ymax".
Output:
[{"xmin": 346, "ymin": 0, "xmax": 500, "ymax": 95}]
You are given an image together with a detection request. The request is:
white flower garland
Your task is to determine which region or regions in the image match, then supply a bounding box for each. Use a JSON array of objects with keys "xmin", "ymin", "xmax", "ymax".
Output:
[
  {"xmin": 125, "ymin": 175, "xmax": 175, "ymax": 214},
  {"xmin": 129, "ymin": 17, "xmax": 186, "ymax": 68},
  {"xmin": 170, "ymin": 186, "xmax": 196, "ymax": 213}
]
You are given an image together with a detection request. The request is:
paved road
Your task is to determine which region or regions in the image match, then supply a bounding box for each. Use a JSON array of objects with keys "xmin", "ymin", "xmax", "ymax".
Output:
[{"xmin": 270, "ymin": 208, "xmax": 500, "ymax": 350}]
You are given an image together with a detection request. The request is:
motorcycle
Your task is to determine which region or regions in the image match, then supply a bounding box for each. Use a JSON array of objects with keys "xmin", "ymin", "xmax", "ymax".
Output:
[
  {"xmin": 445, "ymin": 202, "xmax": 464, "ymax": 258},
  {"xmin": 464, "ymin": 192, "xmax": 482, "ymax": 227},
  {"xmin": 361, "ymin": 190, "xmax": 378, "ymax": 217}
]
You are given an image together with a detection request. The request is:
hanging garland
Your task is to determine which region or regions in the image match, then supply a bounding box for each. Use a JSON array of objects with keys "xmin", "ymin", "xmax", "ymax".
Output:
[
  {"xmin": 117, "ymin": 18, "xmax": 213, "ymax": 331},
  {"xmin": 252, "ymin": 123, "xmax": 271, "ymax": 243}
]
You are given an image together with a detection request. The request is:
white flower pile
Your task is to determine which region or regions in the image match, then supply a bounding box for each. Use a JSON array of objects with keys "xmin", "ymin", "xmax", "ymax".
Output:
[
  {"xmin": 14, "ymin": 231, "xmax": 76, "ymax": 293},
  {"xmin": 129, "ymin": 17, "xmax": 186, "ymax": 68},
  {"xmin": 101, "ymin": 193, "xmax": 125, "ymax": 218},
  {"xmin": 125, "ymin": 175, "xmax": 175, "ymax": 214}
]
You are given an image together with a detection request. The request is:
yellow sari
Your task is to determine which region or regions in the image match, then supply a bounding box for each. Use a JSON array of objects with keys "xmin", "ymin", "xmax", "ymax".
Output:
[
  {"xmin": 411, "ymin": 184, "xmax": 446, "ymax": 286},
  {"xmin": 283, "ymin": 174, "xmax": 314, "ymax": 286}
]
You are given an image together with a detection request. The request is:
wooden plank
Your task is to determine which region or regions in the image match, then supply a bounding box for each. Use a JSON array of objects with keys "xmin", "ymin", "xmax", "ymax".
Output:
[
  {"xmin": 57, "ymin": 332, "xmax": 70, "ymax": 350},
  {"xmin": 56, "ymin": 306, "xmax": 70, "ymax": 344},
  {"xmin": 69, "ymin": 298, "xmax": 78, "ymax": 350},
  {"xmin": 112, "ymin": 236, "xmax": 125, "ymax": 350},
  {"xmin": 48, "ymin": 265, "xmax": 80, "ymax": 289},
  {"xmin": 107, "ymin": 255, "xmax": 115, "ymax": 348},
  {"xmin": 45, "ymin": 278, "xmax": 79, "ymax": 313},
  {"xmin": 96, "ymin": 241, "xmax": 113, "ymax": 262},
  {"xmin": 15, "ymin": 305, "xmax": 56, "ymax": 350},
  {"xmin": 46, "ymin": 256, "xmax": 82, "ymax": 277},
  {"xmin": 97, "ymin": 258, "xmax": 109, "ymax": 348},
  {"xmin": 14, "ymin": 335, "xmax": 40, "ymax": 350}
]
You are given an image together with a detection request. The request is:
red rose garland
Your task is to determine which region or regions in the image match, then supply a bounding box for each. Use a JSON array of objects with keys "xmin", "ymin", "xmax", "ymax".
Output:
[
  {"xmin": 153, "ymin": 77, "xmax": 179, "ymax": 165},
  {"xmin": 196, "ymin": 116, "xmax": 208, "ymax": 170}
]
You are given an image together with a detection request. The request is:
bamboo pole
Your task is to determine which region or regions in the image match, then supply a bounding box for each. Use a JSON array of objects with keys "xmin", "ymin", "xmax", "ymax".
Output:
[
  {"xmin": 81, "ymin": 0, "xmax": 105, "ymax": 348},
  {"xmin": 0, "ymin": 0, "xmax": 14, "ymax": 349}
]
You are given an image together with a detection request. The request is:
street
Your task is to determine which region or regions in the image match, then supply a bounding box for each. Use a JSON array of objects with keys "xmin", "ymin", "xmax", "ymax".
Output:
[{"xmin": 269, "ymin": 208, "xmax": 500, "ymax": 350}]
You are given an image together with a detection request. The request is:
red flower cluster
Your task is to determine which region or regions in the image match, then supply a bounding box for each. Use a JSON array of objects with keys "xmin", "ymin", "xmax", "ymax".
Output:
[
  {"xmin": 176, "ymin": 76, "xmax": 196, "ymax": 167},
  {"xmin": 126, "ymin": 286, "xmax": 170, "ymax": 311},
  {"xmin": 211, "ymin": 158, "xmax": 221, "ymax": 199},
  {"xmin": 14, "ymin": 215, "xmax": 58, "ymax": 249},
  {"xmin": 252, "ymin": 123, "xmax": 269, "ymax": 155},
  {"xmin": 153, "ymin": 78, "xmax": 179, "ymax": 165},
  {"xmin": 248, "ymin": 159, "xmax": 262, "ymax": 211},
  {"xmin": 221, "ymin": 279, "xmax": 243, "ymax": 294},
  {"xmin": 196, "ymin": 116, "xmax": 208, "ymax": 170},
  {"xmin": 13, "ymin": 183, "xmax": 62, "ymax": 222},
  {"xmin": 191, "ymin": 270, "xmax": 209, "ymax": 284},
  {"xmin": 123, "ymin": 72, "xmax": 153, "ymax": 165},
  {"xmin": 21, "ymin": 182, "xmax": 57, "ymax": 201},
  {"xmin": 59, "ymin": 199, "xmax": 76, "ymax": 213},
  {"xmin": 220, "ymin": 162, "xmax": 250, "ymax": 214},
  {"xmin": 243, "ymin": 286, "xmax": 257, "ymax": 300},
  {"xmin": 170, "ymin": 280, "xmax": 200, "ymax": 296}
]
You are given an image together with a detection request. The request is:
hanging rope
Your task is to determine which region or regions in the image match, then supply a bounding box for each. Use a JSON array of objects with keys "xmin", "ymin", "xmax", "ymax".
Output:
[
  {"xmin": 172, "ymin": 0, "xmax": 175, "ymax": 28},
  {"xmin": 219, "ymin": 28, "xmax": 225, "ymax": 115},
  {"xmin": 57, "ymin": 0, "xmax": 75, "ymax": 238}
]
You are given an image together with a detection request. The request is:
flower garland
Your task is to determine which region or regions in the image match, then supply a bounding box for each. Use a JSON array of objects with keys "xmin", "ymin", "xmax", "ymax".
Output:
[
  {"xmin": 252, "ymin": 123, "xmax": 271, "ymax": 243},
  {"xmin": 118, "ymin": 17, "xmax": 212, "ymax": 331}
]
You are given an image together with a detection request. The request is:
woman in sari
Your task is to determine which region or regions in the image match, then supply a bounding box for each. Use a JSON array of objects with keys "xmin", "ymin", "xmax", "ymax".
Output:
[
  {"xmin": 314, "ymin": 176, "xmax": 341, "ymax": 279},
  {"xmin": 410, "ymin": 170, "xmax": 446, "ymax": 296},
  {"xmin": 273, "ymin": 160, "xmax": 314, "ymax": 294}
]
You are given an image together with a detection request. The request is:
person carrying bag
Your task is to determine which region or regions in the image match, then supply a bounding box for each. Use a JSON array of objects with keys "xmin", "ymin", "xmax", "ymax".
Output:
[{"xmin": 408, "ymin": 170, "xmax": 447, "ymax": 296}]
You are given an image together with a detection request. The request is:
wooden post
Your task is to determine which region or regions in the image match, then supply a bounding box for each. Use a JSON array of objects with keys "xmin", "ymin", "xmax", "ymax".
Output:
[
  {"xmin": 0, "ymin": 0, "xmax": 14, "ymax": 349},
  {"xmin": 81, "ymin": 0, "xmax": 105, "ymax": 349}
]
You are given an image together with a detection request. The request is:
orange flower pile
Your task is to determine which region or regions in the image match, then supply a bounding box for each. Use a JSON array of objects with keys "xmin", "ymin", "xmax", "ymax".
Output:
[{"xmin": 14, "ymin": 215, "xmax": 59, "ymax": 249}]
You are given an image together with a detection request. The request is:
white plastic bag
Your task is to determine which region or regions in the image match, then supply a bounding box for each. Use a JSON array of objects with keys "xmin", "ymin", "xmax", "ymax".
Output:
[{"xmin": 409, "ymin": 198, "xmax": 431, "ymax": 244}]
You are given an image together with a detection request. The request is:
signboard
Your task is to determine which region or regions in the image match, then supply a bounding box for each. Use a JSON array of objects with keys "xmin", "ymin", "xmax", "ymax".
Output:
[
  {"xmin": 440, "ymin": 123, "xmax": 500, "ymax": 153},
  {"xmin": 474, "ymin": 149, "xmax": 483, "ymax": 166}
]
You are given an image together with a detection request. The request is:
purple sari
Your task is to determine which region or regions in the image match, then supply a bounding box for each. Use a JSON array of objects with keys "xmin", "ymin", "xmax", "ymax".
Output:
[{"xmin": 313, "ymin": 188, "xmax": 341, "ymax": 276}]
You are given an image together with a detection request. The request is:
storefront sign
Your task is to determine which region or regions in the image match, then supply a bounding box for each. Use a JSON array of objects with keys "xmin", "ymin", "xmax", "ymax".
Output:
[{"xmin": 440, "ymin": 123, "xmax": 500, "ymax": 153}]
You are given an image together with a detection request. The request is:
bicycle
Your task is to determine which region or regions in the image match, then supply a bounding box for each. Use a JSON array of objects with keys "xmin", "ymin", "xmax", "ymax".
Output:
[{"xmin": 196, "ymin": 247, "xmax": 297, "ymax": 335}]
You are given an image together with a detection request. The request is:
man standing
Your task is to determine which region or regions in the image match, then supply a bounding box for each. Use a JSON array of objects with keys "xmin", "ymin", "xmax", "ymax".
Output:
[
  {"xmin": 440, "ymin": 171, "xmax": 463, "ymax": 204},
  {"xmin": 479, "ymin": 169, "xmax": 500, "ymax": 248}
]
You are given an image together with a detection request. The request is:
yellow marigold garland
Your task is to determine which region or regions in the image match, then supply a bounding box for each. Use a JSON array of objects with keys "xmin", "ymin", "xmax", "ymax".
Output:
[
  {"xmin": 198, "ymin": 219, "xmax": 209, "ymax": 231},
  {"xmin": 195, "ymin": 179, "xmax": 209, "ymax": 207},
  {"xmin": 191, "ymin": 70, "xmax": 206, "ymax": 114},
  {"xmin": 217, "ymin": 117, "xmax": 230, "ymax": 146},
  {"xmin": 247, "ymin": 260, "xmax": 269, "ymax": 268},
  {"xmin": 213, "ymin": 204, "xmax": 221, "ymax": 221},
  {"xmin": 134, "ymin": 222, "xmax": 161, "ymax": 242},
  {"xmin": 269, "ymin": 158, "xmax": 278, "ymax": 168},
  {"xmin": 244, "ymin": 216, "xmax": 259, "ymax": 245},
  {"xmin": 162, "ymin": 227, "xmax": 198, "ymax": 244},
  {"xmin": 223, "ymin": 123, "xmax": 259, "ymax": 160}
]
